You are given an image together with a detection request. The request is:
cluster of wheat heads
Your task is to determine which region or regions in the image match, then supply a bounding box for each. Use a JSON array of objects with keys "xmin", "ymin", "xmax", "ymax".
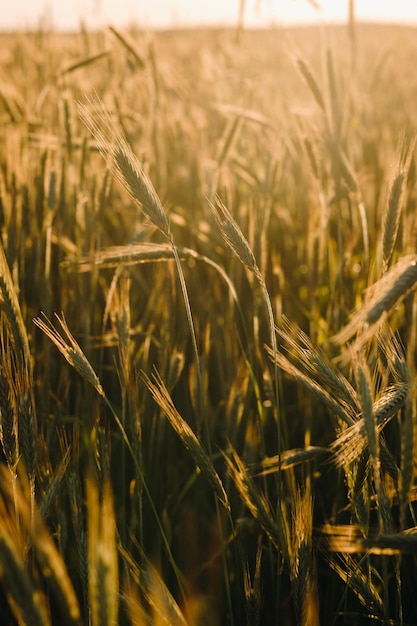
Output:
[{"xmin": 1, "ymin": 22, "xmax": 417, "ymax": 626}]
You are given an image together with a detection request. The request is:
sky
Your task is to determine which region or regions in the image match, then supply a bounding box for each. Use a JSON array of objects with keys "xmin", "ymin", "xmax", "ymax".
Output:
[{"xmin": 1, "ymin": 0, "xmax": 417, "ymax": 31}]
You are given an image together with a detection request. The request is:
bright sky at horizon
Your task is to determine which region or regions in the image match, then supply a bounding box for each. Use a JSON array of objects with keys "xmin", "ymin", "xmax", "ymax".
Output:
[{"xmin": 2, "ymin": 0, "xmax": 417, "ymax": 31}]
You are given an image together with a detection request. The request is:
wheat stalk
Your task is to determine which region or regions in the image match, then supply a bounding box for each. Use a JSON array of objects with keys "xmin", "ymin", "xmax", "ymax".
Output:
[{"xmin": 266, "ymin": 344, "xmax": 355, "ymax": 427}]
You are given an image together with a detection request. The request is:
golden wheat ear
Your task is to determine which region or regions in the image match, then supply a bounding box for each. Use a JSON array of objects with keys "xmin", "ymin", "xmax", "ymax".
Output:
[
  {"xmin": 209, "ymin": 195, "xmax": 258, "ymax": 274},
  {"xmin": 222, "ymin": 446, "xmax": 287, "ymax": 555},
  {"xmin": 382, "ymin": 132, "xmax": 416, "ymax": 271},
  {"xmin": 121, "ymin": 545, "xmax": 189, "ymax": 626},
  {"xmin": 77, "ymin": 97, "xmax": 171, "ymax": 238},
  {"xmin": 143, "ymin": 369, "xmax": 230, "ymax": 513},
  {"xmin": 333, "ymin": 255, "xmax": 417, "ymax": 349},
  {"xmin": 33, "ymin": 313, "xmax": 105, "ymax": 395}
]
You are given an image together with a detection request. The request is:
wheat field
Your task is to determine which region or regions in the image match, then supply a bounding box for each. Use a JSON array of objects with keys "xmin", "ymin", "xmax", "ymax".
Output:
[{"xmin": 1, "ymin": 21, "xmax": 417, "ymax": 625}]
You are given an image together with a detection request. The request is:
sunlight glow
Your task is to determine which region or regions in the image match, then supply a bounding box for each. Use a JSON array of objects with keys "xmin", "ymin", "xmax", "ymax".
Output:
[{"xmin": 1, "ymin": 0, "xmax": 417, "ymax": 31}]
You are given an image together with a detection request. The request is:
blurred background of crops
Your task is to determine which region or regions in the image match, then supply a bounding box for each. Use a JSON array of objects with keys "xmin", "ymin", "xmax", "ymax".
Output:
[{"xmin": 1, "ymin": 20, "xmax": 417, "ymax": 625}]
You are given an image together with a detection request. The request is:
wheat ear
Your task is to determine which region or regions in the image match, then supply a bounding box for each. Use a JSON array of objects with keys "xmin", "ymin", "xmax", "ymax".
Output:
[
  {"xmin": 121, "ymin": 545, "xmax": 188, "ymax": 626},
  {"xmin": 77, "ymin": 98, "xmax": 170, "ymax": 237},
  {"xmin": 333, "ymin": 255, "xmax": 417, "ymax": 348},
  {"xmin": 209, "ymin": 195, "xmax": 284, "ymax": 448},
  {"xmin": 223, "ymin": 446, "xmax": 287, "ymax": 556},
  {"xmin": 330, "ymin": 382, "xmax": 409, "ymax": 467},
  {"xmin": 144, "ymin": 369, "xmax": 230, "ymax": 513},
  {"xmin": 324, "ymin": 553, "xmax": 385, "ymax": 621},
  {"xmin": 382, "ymin": 132, "xmax": 416, "ymax": 270},
  {"xmin": 0, "ymin": 464, "xmax": 82, "ymax": 625}
]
